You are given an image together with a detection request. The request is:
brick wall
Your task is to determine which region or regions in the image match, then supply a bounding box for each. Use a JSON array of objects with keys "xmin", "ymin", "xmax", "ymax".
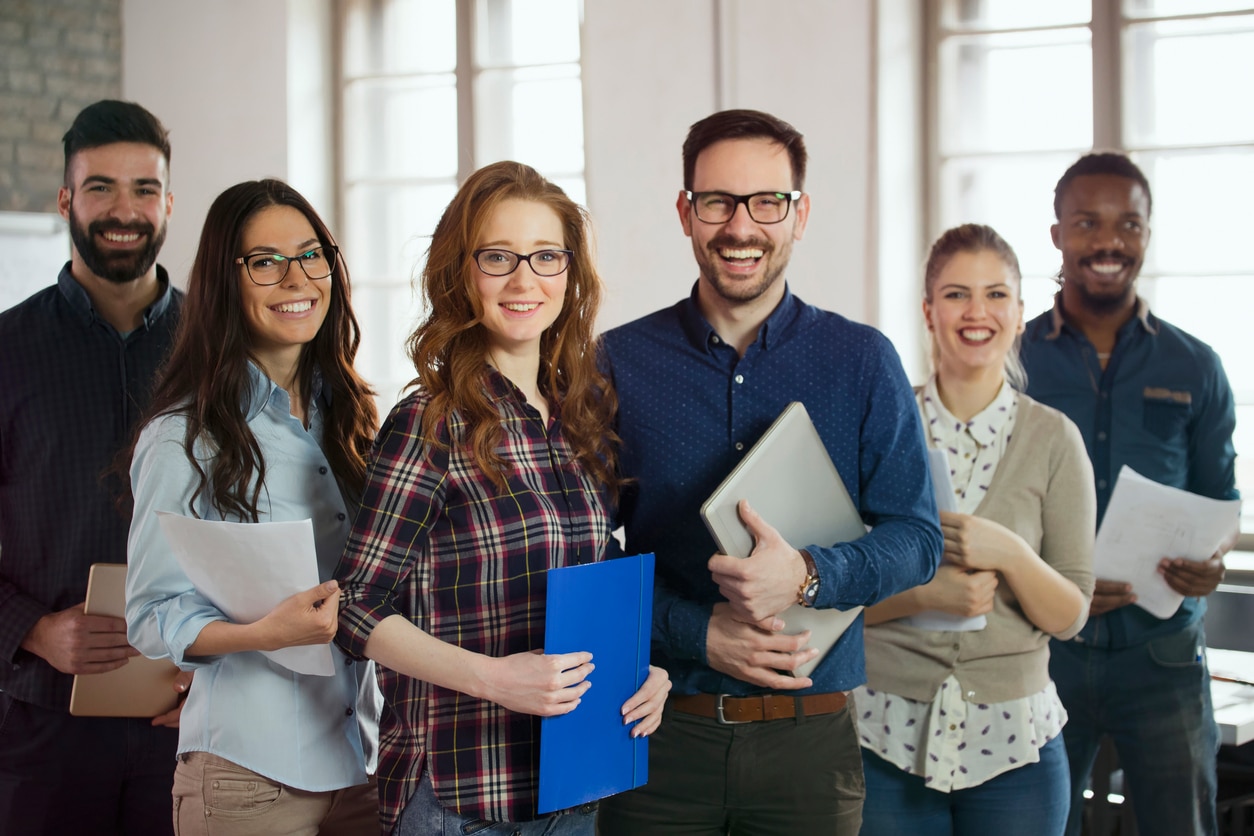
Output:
[{"xmin": 0, "ymin": 0, "xmax": 121, "ymax": 213}]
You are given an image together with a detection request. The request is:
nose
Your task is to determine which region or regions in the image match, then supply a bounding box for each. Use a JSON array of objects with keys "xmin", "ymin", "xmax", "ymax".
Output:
[
  {"xmin": 1095, "ymin": 222, "xmax": 1125, "ymax": 252},
  {"xmin": 722, "ymin": 201, "xmax": 758, "ymax": 236},
  {"xmin": 105, "ymin": 190, "xmax": 141, "ymax": 223},
  {"xmin": 280, "ymin": 261, "xmax": 311, "ymax": 288},
  {"xmin": 963, "ymin": 295, "xmax": 986, "ymax": 319}
]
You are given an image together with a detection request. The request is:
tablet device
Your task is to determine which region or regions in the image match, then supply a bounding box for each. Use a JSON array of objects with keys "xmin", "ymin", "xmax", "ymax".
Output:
[
  {"xmin": 69, "ymin": 563, "xmax": 181, "ymax": 718},
  {"xmin": 700, "ymin": 401, "xmax": 866, "ymax": 678}
]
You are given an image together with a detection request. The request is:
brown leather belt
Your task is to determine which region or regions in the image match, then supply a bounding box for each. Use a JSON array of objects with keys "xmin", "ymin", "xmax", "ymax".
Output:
[{"xmin": 669, "ymin": 691, "xmax": 848, "ymax": 725}]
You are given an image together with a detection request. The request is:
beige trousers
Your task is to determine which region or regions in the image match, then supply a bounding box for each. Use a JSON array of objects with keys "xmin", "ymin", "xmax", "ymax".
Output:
[{"xmin": 172, "ymin": 751, "xmax": 377, "ymax": 836}]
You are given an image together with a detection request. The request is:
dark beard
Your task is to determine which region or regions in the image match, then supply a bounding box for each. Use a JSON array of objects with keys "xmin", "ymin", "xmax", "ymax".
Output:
[{"xmin": 68, "ymin": 205, "xmax": 166, "ymax": 285}]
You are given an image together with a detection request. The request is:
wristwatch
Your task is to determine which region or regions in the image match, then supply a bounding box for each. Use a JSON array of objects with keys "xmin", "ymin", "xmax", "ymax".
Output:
[{"xmin": 798, "ymin": 549, "xmax": 820, "ymax": 607}]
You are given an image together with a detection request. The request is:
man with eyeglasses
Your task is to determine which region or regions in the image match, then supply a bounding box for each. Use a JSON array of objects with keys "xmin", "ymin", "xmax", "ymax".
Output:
[
  {"xmin": 597, "ymin": 109, "xmax": 942, "ymax": 835},
  {"xmin": 0, "ymin": 100, "xmax": 184, "ymax": 835}
]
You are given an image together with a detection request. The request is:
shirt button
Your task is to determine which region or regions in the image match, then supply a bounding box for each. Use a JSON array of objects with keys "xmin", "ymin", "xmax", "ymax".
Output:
[
  {"xmin": 1097, "ymin": 431, "xmax": 1107, "ymax": 441},
  {"xmin": 337, "ymin": 512, "xmax": 346, "ymax": 521},
  {"xmin": 949, "ymin": 723, "xmax": 957, "ymax": 731},
  {"xmin": 734, "ymin": 374, "xmax": 744, "ymax": 384},
  {"xmin": 711, "ymin": 335, "xmax": 721, "ymax": 344},
  {"xmin": 345, "ymin": 656, "xmax": 354, "ymax": 666},
  {"xmin": 966, "ymin": 690, "xmax": 975, "ymax": 699},
  {"xmin": 1098, "ymin": 479, "xmax": 1108, "ymax": 489},
  {"xmin": 735, "ymin": 442, "xmax": 744, "ymax": 451},
  {"xmin": 319, "ymin": 466, "xmax": 328, "ymax": 475},
  {"xmin": 345, "ymin": 707, "xmax": 354, "ymax": 716}
]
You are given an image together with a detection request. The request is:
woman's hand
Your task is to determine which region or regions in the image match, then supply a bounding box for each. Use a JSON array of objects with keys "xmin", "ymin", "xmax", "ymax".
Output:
[
  {"xmin": 916, "ymin": 563, "xmax": 999, "ymax": 617},
  {"xmin": 254, "ymin": 581, "xmax": 341, "ymax": 650},
  {"xmin": 620, "ymin": 665, "xmax": 671, "ymax": 738},
  {"xmin": 479, "ymin": 649, "xmax": 595, "ymax": 717},
  {"xmin": 940, "ymin": 511, "xmax": 1030, "ymax": 573}
]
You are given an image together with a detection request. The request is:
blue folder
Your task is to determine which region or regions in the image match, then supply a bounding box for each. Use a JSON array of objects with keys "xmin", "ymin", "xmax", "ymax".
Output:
[{"xmin": 538, "ymin": 552, "xmax": 654, "ymax": 814}]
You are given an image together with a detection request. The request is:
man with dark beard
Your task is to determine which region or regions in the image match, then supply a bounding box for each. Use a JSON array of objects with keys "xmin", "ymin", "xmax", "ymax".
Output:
[
  {"xmin": 0, "ymin": 100, "xmax": 184, "ymax": 834},
  {"xmin": 597, "ymin": 109, "xmax": 942, "ymax": 835},
  {"xmin": 1021, "ymin": 152, "xmax": 1237, "ymax": 836}
]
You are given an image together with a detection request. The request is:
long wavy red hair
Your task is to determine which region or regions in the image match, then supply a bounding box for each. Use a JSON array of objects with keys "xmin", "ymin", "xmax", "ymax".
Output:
[{"xmin": 407, "ymin": 161, "xmax": 619, "ymax": 496}]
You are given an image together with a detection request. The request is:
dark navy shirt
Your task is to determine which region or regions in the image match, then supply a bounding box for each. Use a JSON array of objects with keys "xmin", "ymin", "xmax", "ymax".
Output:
[
  {"xmin": 0, "ymin": 264, "xmax": 183, "ymax": 709},
  {"xmin": 1021, "ymin": 295, "xmax": 1237, "ymax": 649},
  {"xmin": 602, "ymin": 285, "xmax": 942, "ymax": 696}
]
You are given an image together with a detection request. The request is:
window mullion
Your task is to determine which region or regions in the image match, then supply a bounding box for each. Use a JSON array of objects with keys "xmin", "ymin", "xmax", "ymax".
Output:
[
  {"xmin": 1092, "ymin": 0, "xmax": 1123, "ymax": 149},
  {"xmin": 456, "ymin": 0, "xmax": 476, "ymax": 182}
]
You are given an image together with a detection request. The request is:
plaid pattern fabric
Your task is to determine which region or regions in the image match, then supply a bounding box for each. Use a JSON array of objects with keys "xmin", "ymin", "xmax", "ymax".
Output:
[
  {"xmin": 336, "ymin": 368, "xmax": 610, "ymax": 827},
  {"xmin": 0, "ymin": 266, "xmax": 182, "ymax": 709}
]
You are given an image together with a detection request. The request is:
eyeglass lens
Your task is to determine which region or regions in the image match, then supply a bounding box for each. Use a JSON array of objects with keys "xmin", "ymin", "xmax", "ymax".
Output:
[
  {"xmin": 475, "ymin": 249, "xmax": 571, "ymax": 277},
  {"xmin": 244, "ymin": 247, "xmax": 336, "ymax": 285},
  {"xmin": 690, "ymin": 192, "xmax": 795, "ymax": 224}
]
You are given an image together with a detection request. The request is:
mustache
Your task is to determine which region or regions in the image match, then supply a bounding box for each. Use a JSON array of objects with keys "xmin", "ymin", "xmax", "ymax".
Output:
[
  {"xmin": 87, "ymin": 219, "xmax": 154, "ymax": 239},
  {"xmin": 708, "ymin": 234, "xmax": 773, "ymax": 252},
  {"xmin": 1079, "ymin": 250, "xmax": 1132, "ymax": 266}
]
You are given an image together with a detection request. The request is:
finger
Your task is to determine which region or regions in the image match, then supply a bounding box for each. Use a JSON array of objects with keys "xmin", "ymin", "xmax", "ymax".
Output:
[
  {"xmin": 1093, "ymin": 579, "xmax": 1132, "ymax": 595},
  {"xmin": 708, "ymin": 553, "xmax": 750, "ymax": 581},
  {"xmin": 151, "ymin": 706, "xmax": 182, "ymax": 727},
  {"xmin": 77, "ymin": 657, "xmax": 131, "ymax": 675},
  {"xmin": 78, "ymin": 614, "xmax": 130, "ymax": 633},
  {"xmin": 741, "ymin": 666, "xmax": 813, "ymax": 691},
  {"xmin": 737, "ymin": 501, "xmax": 783, "ymax": 552},
  {"xmin": 173, "ymin": 670, "xmax": 194, "ymax": 693},
  {"xmin": 549, "ymin": 651, "xmax": 594, "ymax": 672}
]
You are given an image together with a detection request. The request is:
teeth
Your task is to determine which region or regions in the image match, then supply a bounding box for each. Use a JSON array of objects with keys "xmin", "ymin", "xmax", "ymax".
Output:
[
  {"xmin": 102, "ymin": 231, "xmax": 140, "ymax": 243},
  {"xmin": 1089, "ymin": 262, "xmax": 1123, "ymax": 275},
  {"xmin": 503, "ymin": 303, "xmax": 539, "ymax": 312},
  {"xmin": 719, "ymin": 248, "xmax": 764, "ymax": 260},
  {"xmin": 273, "ymin": 300, "xmax": 312, "ymax": 313},
  {"xmin": 961, "ymin": 328, "xmax": 993, "ymax": 342}
]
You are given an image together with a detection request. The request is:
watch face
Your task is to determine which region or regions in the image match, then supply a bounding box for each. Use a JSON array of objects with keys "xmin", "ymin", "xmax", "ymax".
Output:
[{"xmin": 803, "ymin": 577, "xmax": 820, "ymax": 606}]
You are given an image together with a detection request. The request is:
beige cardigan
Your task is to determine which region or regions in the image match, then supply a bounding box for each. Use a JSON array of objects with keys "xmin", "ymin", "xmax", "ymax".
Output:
[{"xmin": 863, "ymin": 394, "xmax": 1096, "ymax": 704}]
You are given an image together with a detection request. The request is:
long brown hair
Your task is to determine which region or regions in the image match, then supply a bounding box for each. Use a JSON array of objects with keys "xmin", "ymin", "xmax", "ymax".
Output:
[
  {"xmin": 134, "ymin": 179, "xmax": 377, "ymax": 521},
  {"xmin": 408, "ymin": 161, "xmax": 619, "ymax": 494}
]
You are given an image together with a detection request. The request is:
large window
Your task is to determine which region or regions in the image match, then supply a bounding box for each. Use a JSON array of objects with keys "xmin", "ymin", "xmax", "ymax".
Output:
[
  {"xmin": 929, "ymin": 0, "xmax": 1254, "ymax": 525},
  {"xmin": 339, "ymin": 0, "xmax": 585, "ymax": 405}
]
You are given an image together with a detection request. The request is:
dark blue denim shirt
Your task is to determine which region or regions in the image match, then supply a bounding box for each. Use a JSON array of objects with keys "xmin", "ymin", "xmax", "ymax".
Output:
[
  {"xmin": 601, "ymin": 284, "xmax": 942, "ymax": 696},
  {"xmin": 1021, "ymin": 294, "xmax": 1238, "ymax": 649}
]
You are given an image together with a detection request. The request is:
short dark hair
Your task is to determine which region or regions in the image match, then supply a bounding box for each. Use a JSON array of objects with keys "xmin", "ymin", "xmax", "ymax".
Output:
[
  {"xmin": 682, "ymin": 109, "xmax": 807, "ymax": 191},
  {"xmin": 62, "ymin": 100, "xmax": 171, "ymax": 184},
  {"xmin": 1053, "ymin": 152, "xmax": 1152, "ymax": 220}
]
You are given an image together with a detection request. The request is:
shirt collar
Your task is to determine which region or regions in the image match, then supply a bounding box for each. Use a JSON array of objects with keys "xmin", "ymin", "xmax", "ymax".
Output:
[
  {"xmin": 920, "ymin": 375, "xmax": 1017, "ymax": 450},
  {"xmin": 56, "ymin": 262, "xmax": 177, "ymax": 330},
  {"xmin": 1044, "ymin": 291, "xmax": 1158, "ymax": 340},
  {"xmin": 243, "ymin": 361, "xmax": 328, "ymax": 421},
  {"xmin": 678, "ymin": 280, "xmax": 803, "ymax": 353}
]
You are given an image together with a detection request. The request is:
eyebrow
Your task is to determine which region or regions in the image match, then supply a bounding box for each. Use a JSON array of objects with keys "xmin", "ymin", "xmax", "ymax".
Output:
[
  {"xmin": 243, "ymin": 238, "xmax": 322, "ymax": 256},
  {"xmin": 478, "ymin": 240, "xmax": 566, "ymax": 249},
  {"xmin": 937, "ymin": 282, "xmax": 1013, "ymax": 291},
  {"xmin": 80, "ymin": 175, "xmax": 165, "ymax": 189}
]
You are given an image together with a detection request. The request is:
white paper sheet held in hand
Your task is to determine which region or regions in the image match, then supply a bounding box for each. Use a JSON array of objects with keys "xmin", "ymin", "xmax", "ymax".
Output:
[
  {"xmin": 902, "ymin": 449, "xmax": 988, "ymax": 632},
  {"xmin": 155, "ymin": 512, "xmax": 334, "ymax": 676},
  {"xmin": 1095, "ymin": 466, "xmax": 1240, "ymax": 619}
]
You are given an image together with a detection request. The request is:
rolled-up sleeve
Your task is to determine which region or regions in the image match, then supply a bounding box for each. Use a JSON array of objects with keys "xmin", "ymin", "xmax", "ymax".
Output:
[{"xmin": 125, "ymin": 416, "xmax": 230, "ymax": 669}]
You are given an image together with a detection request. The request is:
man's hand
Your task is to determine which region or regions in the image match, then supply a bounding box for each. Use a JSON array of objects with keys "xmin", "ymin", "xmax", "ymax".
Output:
[
  {"xmin": 151, "ymin": 669, "xmax": 194, "ymax": 728},
  {"xmin": 1160, "ymin": 554, "xmax": 1226, "ymax": 598},
  {"xmin": 1089, "ymin": 579, "xmax": 1136, "ymax": 617},
  {"xmin": 20, "ymin": 603, "xmax": 140, "ymax": 675},
  {"xmin": 708, "ymin": 500, "xmax": 808, "ymax": 623},
  {"xmin": 916, "ymin": 564, "xmax": 998, "ymax": 617},
  {"xmin": 705, "ymin": 603, "xmax": 816, "ymax": 690}
]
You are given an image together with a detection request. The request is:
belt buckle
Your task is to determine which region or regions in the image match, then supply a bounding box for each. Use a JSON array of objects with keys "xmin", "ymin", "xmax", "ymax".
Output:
[{"xmin": 715, "ymin": 694, "xmax": 749, "ymax": 725}]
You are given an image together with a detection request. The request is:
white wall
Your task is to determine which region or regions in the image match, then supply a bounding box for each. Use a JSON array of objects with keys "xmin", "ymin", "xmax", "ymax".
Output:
[
  {"xmin": 583, "ymin": 0, "xmax": 876, "ymax": 329},
  {"xmin": 121, "ymin": 0, "xmax": 879, "ymax": 329}
]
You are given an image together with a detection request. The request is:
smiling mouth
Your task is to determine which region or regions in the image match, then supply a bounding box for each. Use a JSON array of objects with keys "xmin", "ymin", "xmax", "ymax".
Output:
[
  {"xmin": 272, "ymin": 300, "xmax": 313, "ymax": 313},
  {"xmin": 717, "ymin": 246, "xmax": 765, "ymax": 265},
  {"xmin": 959, "ymin": 328, "xmax": 994, "ymax": 343},
  {"xmin": 100, "ymin": 230, "xmax": 143, "ymax": 244},
  {"xmin": 502, "ymin": 302, "xmax": 539, "ymax": 312},
  {"xmin": 1081, "ymin": 256, "xmax": 1131, "ymax": 276}
]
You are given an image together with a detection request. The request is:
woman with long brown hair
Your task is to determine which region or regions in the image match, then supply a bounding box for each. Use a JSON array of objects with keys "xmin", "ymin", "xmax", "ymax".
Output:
[
  {"xmin": 126, "ymin": 179, "xmax": 380, "ymax": 834},
  {"xmin": 335, "ymin": 161, "xmax": 669, "ymax": 835}
]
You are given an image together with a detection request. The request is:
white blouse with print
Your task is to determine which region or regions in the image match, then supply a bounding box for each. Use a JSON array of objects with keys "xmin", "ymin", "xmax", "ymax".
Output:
[{"xmin": 853, "ymin": 376, "xmax": 1067, "ymax": 792}]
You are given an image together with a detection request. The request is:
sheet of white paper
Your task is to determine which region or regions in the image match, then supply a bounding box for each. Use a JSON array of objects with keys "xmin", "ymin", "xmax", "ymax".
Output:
[
  {"xmin": 1095, "ymin": 466, "xmax": 1241, "ymax": 619},
  {"xmin": 155, "ymin": 512, "xmax": 334, "ymax": 676},
  {"xmin": 902, "ymin": 449, "xmax": 988, "ymax": 632}
]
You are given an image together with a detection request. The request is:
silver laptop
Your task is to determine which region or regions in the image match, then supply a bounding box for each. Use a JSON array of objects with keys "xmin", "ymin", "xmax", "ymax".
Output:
[
  {"xmin": 69, "ymin": 563, "xmax": 181, "ymax": 718},
  {"xmin": 700, "ymin": 401, "xmax": 865, "ymax": 678}
]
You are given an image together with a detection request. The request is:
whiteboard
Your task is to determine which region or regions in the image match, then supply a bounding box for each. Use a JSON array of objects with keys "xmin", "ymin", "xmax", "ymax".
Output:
[{"xmin": 0, "ymin": 212, "xmax": 70, "ymax": 313}]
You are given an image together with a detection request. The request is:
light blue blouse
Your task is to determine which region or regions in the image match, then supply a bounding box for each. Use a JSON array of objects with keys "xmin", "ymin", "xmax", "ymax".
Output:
[{"xmin": 126, "ymin": 363, "xmax": 379, "ymax": 791}]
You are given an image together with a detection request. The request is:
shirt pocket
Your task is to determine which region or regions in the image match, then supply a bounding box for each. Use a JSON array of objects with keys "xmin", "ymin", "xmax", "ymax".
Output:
[{"xmin": 1142, "ymin": 387, "xmax": 1192, "ymax": 443}]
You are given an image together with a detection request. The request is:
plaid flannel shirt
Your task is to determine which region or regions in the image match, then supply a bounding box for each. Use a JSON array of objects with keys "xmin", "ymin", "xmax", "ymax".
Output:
[{"xmin": 336, "ymin": 368, "xmax": 609, "ymax": 827}]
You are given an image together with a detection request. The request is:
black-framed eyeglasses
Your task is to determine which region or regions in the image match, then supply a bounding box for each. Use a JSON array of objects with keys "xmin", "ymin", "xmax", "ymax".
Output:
[
  {"xmin": 234, "ymin": 245, "xmax": 339, "ymax": 286},
  {"xmin": 684, "ymin": 191, "xmax": 802, "ymax": 225},
  {"xmin": 473, "ymin": 248, "xmax": 573, "ymax": 277}
]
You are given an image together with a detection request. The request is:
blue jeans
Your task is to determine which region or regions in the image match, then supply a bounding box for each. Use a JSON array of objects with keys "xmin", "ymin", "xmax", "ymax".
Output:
[
  {"xmin": 859, "ymin": 734, "xmax": 1068, "ymax": 836},
  {"xmin": 396, "ymin": 770, "xmax": 596, "ymax": 836},
  {"xmin": 1050, "ymin": 619, "xmax": 1219, "ymax": 836}
]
